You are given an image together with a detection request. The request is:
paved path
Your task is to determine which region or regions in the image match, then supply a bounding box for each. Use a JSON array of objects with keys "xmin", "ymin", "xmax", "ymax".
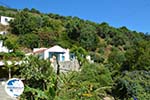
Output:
[{"xmin": 0, "ymin": 82, "xmax": 16, "ymax": 100}]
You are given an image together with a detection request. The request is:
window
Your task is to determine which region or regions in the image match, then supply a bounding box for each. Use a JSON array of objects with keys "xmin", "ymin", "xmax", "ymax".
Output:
[
  {"xmin": 3, "ymin": 32, "xmax": 6, "ymax": 35},
  {"xmin": 62, "ymin": 56, "xmax": 65, "ymax": 61},
  {"xmin": 5, "ymin": 18, "xmax": 8, "ymax": 22}
]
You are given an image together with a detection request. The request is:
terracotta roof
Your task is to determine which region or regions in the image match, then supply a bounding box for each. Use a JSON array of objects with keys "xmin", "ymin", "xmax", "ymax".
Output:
[{"xmin": 33, "ymin": 48, "xmax": 47, "ymax": 54}]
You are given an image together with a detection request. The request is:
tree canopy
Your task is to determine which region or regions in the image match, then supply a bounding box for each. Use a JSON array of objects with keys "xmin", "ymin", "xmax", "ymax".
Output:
[{"xmin": 0, "ymin": 6, "xmax": 150, "ymax": 100}]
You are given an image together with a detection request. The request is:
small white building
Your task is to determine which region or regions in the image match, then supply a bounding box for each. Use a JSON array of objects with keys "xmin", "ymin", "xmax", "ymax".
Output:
[
  {"xmin": 0, "ymin": 16, "xmax": 14, "ymax": 53},
  {"xmin": 33, "ymin": 45, "xmax": 74, "ymax": 62},
  {"xmin": 0, "ymin": 46, "xmax": 9, "ymax": 53},
  {"xmin": 0, "ymin": 31, "xmax": 6, "ymax": 47},
  {"xmin": 0, "ymin": 16, "xmax": 14, "ymax": 25},
  {"xmin": 0, "ymin": 31, "xmax": 7, "ymax": 35},
  {"xmin": 0, "ymin": 31, "xmax": 9, "ymax": 53}
]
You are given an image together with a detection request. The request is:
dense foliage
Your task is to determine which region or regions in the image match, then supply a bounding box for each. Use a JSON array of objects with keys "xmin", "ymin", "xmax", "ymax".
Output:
[{"xmin": 0, "ymin": 6, "xmax": 150, "ymax": 100}]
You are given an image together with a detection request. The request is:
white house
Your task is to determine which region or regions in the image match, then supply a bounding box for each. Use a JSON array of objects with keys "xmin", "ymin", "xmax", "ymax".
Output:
[
  {"xmin": 0, "ymin": 16, "xmax": 14, "ymax": 53},
  {"xmin": 0, "ymin": 31, "xmax": 6, "ymax": 47},
  {"xmin": 0, "ymin": 16, "xmax": 14, "ymax": 25},
  {"xmin": 0, "ymin": 31, "xmax": 9, "ymax": 53},
  {"xmin": 33, "ymin": 45, "xmax": 74, "ymax": 62},
  {"xmin": 0, "ymin": 46, "xmax": 9, "ymax": 53},
  {"xmin": 0, "ymin": 30, "xmax": 9, "ymax": 53}
]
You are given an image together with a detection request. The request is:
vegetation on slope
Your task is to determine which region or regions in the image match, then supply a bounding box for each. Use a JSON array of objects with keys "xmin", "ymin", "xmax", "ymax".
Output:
[{"xmin": 0, "ymin": 6, "xmax": 150, "ymax": 100}]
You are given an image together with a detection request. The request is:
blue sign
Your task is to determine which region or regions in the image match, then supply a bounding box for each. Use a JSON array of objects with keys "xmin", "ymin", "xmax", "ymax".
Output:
[{"xmin": 5, "ymin": 78, "xmax": 24, "ymax": 97}]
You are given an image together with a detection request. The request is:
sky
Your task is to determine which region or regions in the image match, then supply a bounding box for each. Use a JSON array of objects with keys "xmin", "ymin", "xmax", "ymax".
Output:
[{"xmin": 0, "ymin": 0, "xmax": 150, "ymax": 33}]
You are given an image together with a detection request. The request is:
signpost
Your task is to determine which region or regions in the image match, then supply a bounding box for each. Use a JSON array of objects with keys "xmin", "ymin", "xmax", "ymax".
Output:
[{"xmin": 5, "ymin": 78, "xmax": 24, "ymax": 98}]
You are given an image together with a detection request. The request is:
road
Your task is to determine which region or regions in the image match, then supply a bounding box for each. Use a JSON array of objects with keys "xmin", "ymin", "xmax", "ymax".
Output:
[{"xmin": 0, "ymin": 82, "xmax": 16, "ymax": 100}]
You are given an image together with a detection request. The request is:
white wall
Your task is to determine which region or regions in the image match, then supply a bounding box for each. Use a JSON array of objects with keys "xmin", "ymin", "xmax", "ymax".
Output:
[
  {"xmin": 44, "ymin": 50, "xmax": 70, "ymax": 62},
  {"xmin": 0, "ymin": 32, "xmax": 9, "ymax": 52},
  {"xmin": 0, "ymin": 40, "xmax": 3, "ymax": 47},
  {"xmin": 44, "ymin": 50, "xmax": 49, "ymax": 60},
  {"xmin": 0, "ymin": 31, "xmax": 7, "ymax": 47},
  {"xmin": 0, "ymin": 31, "xmax": 6, "ymax": 35},
  {"xmin": 64, "ymin": 49, "xmax": 70, "ymax": 61},
  {"xmin": 0, "ymin": 16, "xmax": 14, "ymax": 25},
  {"xmin": 0, "ymin": 46, "xmax": 9, "ymax": 53},
  {"xmin": 0, "ymin": 16, "xmax": 13, "ymax": 53},
  {"xmin": 0, "ymin": 31, "xmax": 8, "ymax": 52}
]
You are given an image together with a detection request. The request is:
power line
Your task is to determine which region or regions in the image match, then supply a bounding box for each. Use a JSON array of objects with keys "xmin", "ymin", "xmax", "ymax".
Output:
[{"xmin": 0, "ymin": 1, "xmax": 10, "ymax": 8}]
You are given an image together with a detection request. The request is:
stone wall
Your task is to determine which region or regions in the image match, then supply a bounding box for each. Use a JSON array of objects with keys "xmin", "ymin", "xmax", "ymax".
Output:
[{"xmin": 52, "ymin": 60, "xmax": 80, "ymax": 72}]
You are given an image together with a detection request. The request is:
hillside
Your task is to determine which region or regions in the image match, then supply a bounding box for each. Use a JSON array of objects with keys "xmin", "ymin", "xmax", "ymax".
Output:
[
  {"xmin": 1, "ymin": 6, "xmax": 149, "ymax": 63},
  {"xmin": 0, "ymin": 6, "xmax": 150, "ymax": 100}
]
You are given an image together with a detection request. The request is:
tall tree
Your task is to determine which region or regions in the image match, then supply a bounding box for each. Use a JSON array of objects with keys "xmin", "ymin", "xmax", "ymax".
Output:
[
  {"xmin": 10, "ymin": 11, "xmax": 41, "ymax": 35},
  {"xmin": 19, "ymin": 56, "xmax": 56, "ymax": 100},
  {"xmin": 18, "ymin": 33, "xmax": 40, "ymax": 49},
  {"xmin": 79, "ymin": 24, "xmax": 99, "ymax": 50},
  {"xmin": 122, "ymin": 40, "xmax": 150, "ymax": 71}
]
